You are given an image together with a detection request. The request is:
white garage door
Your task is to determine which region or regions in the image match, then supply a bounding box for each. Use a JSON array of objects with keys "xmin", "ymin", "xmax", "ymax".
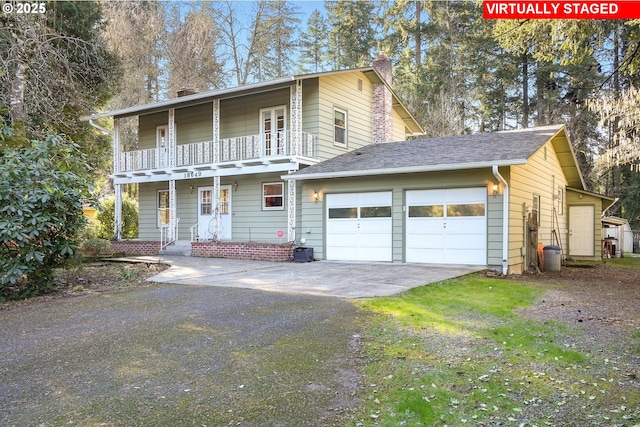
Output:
[
  {"xmin": 406, "ymin": 188, "xmax": 487, "ymax": 265},
  {"xmin": 326, "ymin": 192, "xmax": 392, "ymax": 262}
]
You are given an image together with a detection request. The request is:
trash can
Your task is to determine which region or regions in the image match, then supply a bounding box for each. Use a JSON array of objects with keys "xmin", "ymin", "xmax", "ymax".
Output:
[
  {"xmin": 293, "ymin": 247, "xmax": 314, "ymax": 262},
  {"xmin": 543, "ymin": 245, "xmax": 562, "ymax": 272}
]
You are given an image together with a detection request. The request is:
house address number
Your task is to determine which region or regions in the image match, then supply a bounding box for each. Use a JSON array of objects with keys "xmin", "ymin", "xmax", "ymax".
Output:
[{"xmin": 184, "ymin": 171, "xmax": 202, "ymax": 179}]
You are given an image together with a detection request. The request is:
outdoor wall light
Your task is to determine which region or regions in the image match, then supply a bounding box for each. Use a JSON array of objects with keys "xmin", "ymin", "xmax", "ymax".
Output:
[
  {"xmin": 189, "ymin": 185, "xmax": 194, "ymax": 194},
  {"xmin": 491, "ymin": 183, "xmax": 500, "ymax": 196},
  {"xmin": 233, "ymin": 181, "xmax": 239, "ymax": 192},
  {"xmin": 313, "ymin": 191, "xmax": 319, "ymax": 202}
]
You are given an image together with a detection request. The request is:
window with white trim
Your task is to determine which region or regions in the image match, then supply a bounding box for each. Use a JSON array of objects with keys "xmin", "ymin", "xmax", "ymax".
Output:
[
  {"xmin": 263, "ymin": 182, "xmax": 284, "ymax": 210},
  {"xmin": 556, "ymin": 186, "xmax": 564, "ymax": 215},
  {"xmin": 334, "ymin": 108, "xmax": 347, "ymax": 147},
  {"xmin": 158, "ymin": 190, "xmax": 170, "ymax": 227}
]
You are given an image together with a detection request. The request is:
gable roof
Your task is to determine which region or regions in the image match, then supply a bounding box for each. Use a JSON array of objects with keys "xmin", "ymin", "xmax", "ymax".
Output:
[
  {"xmin": 81, "ymin": 67, "xmax": 423, "ymax": 135},
  {"xmin": 286, "ymin": 124, "xmax": 585, "ymax": 189}
]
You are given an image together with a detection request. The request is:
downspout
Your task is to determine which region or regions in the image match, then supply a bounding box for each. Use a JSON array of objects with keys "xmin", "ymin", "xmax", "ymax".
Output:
[
  {"xmin": 493, "ymin": 165, "xmax": 509, "ymax": 275},
  {"xmin": 88, "ymin": 119, "xmax": 113, "ymax": 136}
]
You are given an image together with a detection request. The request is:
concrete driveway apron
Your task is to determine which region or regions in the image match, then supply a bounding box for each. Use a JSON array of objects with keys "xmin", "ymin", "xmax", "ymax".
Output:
[{"xmin": 126, "ymin": 256, "xmax": 484, "ymax": 298}]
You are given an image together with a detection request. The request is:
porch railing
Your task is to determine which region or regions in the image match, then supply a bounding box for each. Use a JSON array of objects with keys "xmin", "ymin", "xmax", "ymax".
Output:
[
  {"xmin": 118, "ymin": 131, "xmax": 318, "ymax": 173},
  {"xmin": 160, "ymin": 218, "xmax": 180, "ymax": 251}
]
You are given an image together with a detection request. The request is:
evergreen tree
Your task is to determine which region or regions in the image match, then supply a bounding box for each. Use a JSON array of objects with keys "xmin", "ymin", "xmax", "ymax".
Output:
[
  {"xmin": 325, "ymin": 0, "xmax": 378, "ymax": 69},
  {"xmin": 299, "ymin": 9, "xmax": 329, "ymax": 73},
  {"xmin": 252, "ymin": 1, "xmax": 301, "ymax": 80}
]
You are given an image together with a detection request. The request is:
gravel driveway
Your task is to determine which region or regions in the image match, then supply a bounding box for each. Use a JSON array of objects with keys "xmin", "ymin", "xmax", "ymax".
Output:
[{"xmin": 1, "ymin": 284, "xmax": 368, "ymax": 426}]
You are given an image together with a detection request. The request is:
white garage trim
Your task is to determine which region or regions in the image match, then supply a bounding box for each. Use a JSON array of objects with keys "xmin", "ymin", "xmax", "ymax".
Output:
[
  {"xmin": 406, "ymin": 188, "xmax": 487, "ymax": 265},
  {"xmin": 326, "ymin": 192, "xmax": 392, "ymax": 262}
]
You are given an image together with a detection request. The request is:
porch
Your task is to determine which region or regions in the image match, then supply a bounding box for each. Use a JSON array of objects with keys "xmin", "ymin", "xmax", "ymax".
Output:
[{"xmin": 114, "ymin": 130, "xmax": 318, "ymax": 180}]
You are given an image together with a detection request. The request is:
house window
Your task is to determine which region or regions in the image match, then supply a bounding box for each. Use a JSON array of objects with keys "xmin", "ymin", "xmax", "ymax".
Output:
[
  {"xmin": 200, "ymin": 189, "xmax": 212, "ymax": 215},
  {"xmin": 158, "ymin": 190, "xmax": 170, "ymax": 227},
  {"xmin": 557, "ymin": 186, "xmax": 564, "ymax": 215},
  {"xmin": 334, "ymin": 108, "xmax": 347, "ymax": 147},
  {"xmin": 263, "ymin": 182, "xmax": 284, "ymax": 210}
]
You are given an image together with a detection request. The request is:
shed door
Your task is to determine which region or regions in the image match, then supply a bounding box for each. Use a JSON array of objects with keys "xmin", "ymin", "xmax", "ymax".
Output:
[
  {"xmin": 406, "ymin": 188, "xmax": 487, "ymax": 265},
  {"xmin": 326, "ymin": 192, "xmax": 392, "ymax": 262},
  {"xmin": 568, "ymin": 205, "xmax": 594, "ymax": 256}
]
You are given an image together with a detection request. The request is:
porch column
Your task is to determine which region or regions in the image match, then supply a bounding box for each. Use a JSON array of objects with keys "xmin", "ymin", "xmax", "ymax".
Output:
[
  {"xmin": 212, "ymin": 100, "xmax": 221, "ymax": 241},
  {"xmin": 113, "ymin": 118, "xmax": 122, "ymax": 240},
  {"xmin": 169, "ymin": 179, "xmax": 177, "ymax": 241},
  {"xmin": 168, "ymin": 108, "xmax": 176, "ymax": 167},
  {"xmin": 212, "ymin": 99, "xmax": 220, "ymax": 163},
  {"xmin": 290, "ymin": 80, "xmax": 302, "ymax": 155},
  {"xmin": 287, "ymin": 177, "xmax": 296, "ymax": 242},
  {"xmin": 114, "ymin": 184, "xmax": 122, "ymax": 240}
]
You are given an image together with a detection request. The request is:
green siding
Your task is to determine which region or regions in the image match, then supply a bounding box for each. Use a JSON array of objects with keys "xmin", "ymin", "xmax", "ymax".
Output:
[
  {"xmin": 138, "ymin": 112, "xmax": 167, "ymax": 151},
  {"xmin": 219, "ymin": 89, "xmax": 290, "ymax": 139},
  {"xmin": 175, "ymin": 103, "xmax": 213, "ymax": 145},
  {"xmin": 138, "ymin": 173, "xmax": 292, "ymax": 244},
  {"xmin": 317, "ymin": 72, "xmax": 373, "ymax": 161}
]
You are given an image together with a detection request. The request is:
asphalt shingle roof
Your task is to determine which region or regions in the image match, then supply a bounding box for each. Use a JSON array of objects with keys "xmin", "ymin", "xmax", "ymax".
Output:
[{"xmin": 291, "ymin": 124, "xmax": 565, "ymax": 179}]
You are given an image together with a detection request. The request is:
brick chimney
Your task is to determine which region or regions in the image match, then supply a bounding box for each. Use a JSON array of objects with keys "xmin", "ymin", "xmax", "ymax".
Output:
[
  {"xmin": 372, "ymin": 51, "xmax": 393, "ymax": 143},
  {"xmin": 177, "ymin": 88, "xmax": 197, "ymax": 97}
]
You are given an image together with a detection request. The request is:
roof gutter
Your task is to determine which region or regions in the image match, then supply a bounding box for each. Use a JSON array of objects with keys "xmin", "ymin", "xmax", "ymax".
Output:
[
  {"xmin": 601, "ymin": 197, "xmax": 620, "ymax": 218},
  {"xmin": 283, "ymin": 159, "xmax": 526, "ymax": 181},
  {"xmin": 492, "ymin": 165, "xmax": 509, "ymax": 275}
]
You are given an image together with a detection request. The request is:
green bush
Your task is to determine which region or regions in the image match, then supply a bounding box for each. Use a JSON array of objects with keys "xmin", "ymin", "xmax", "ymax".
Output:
[
  {"xmin": 0, "ymin": 134, "xmax": 93, "ymax": 300},
  {"xmin": 96, "ymin": 195, "xmax": 138, "ymax": 240},
  {"xmin": 80, "ymin": 238, "xmax": 112, "ymax": 256}
]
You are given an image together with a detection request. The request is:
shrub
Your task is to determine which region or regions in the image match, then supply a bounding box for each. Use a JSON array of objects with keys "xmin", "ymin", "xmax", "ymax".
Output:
[
  {"xmin": 0, "ymin": 134, "xmax": 93, "ymax": 300},
  {"xmin": 96, "ymin": 196, "xmax": 138, "ymax": 240}
]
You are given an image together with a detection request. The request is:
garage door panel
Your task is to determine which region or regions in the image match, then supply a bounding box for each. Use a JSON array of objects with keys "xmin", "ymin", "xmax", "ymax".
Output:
[
  {"xmin": 406, "ymin": 233, "xmax": 444, "ymax": 248},
  {"xmin": 406, "ymin": 247, "xmax": 444, "ymax": 263},
  {"xmin": 444, "ymin": 249, "xmax": 486, "ymax": 265},
  {"xmin": 406, "ymin": 188, "xmax": 487, "ymax": 266},
  {"xmin": 407, "ymin": 189, "xmax": 446, "ymax": 204},
  {"xmin": 326, "ymin": 192, "xmax": 392, "ymax": 262},
  {"xmin": 326, "ymin": 220, "xmax": 359, "ymax": 234},
  {"xmin": 445, "ymin": 234, "xmax": 485, "ymax": 250}
]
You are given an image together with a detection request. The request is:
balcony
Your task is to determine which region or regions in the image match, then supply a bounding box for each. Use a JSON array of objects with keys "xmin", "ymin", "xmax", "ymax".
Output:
[{"xmin": 115, "ymin": 131, "xmax": 318, "ymax": 181}]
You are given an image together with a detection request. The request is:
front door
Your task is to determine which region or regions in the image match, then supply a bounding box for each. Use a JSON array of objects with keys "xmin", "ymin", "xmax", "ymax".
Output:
[
  {"xmin": 197, "ymin": 185, "xmax": 232, "ymax": 240},
  {"xmin": 568, "ymin": 205, "xmax": 594, "ymax": 256}
]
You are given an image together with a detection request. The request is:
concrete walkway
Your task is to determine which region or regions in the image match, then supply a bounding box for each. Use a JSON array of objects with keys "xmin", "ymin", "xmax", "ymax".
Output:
[{"xmin": 116, "ymin": 255, "xmax": 485, "ymax": 299}]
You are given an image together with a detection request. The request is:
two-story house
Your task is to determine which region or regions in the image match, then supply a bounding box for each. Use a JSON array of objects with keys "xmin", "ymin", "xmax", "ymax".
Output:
[
  {"xmin": 85, "ymin": 53, "xmax": 613, "ymax": 274},
  {"xmin": 84, "ymin": 52, "xmax": 423, "ymax": 259}
]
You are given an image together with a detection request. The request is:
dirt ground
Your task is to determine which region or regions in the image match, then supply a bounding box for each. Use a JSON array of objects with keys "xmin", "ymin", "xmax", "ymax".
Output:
[
  {"xmin": 513, "ymin": 263, "xmax": 640, "ymax": 385},
  {"xmin": 514, "ymin": 264, "xmax": 640, "ymax": 331}
]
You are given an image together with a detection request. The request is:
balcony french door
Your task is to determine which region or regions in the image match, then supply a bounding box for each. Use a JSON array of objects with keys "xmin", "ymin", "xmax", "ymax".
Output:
[
  {"xmin": 261, "ymin": 106, "xmax": 286, "ymax": 156},
  {"xmin": 156, "ymin": 125, "xmax": 169, "ymax": 167}
]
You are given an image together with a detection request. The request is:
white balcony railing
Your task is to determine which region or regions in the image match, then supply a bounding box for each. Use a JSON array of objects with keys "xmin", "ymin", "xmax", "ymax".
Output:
[{"xmin": 117, "ymin": 131, "xmax": 318, "ymax": 173}]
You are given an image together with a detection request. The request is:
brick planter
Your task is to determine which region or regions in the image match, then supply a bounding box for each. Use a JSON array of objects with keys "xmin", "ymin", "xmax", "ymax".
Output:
[
  {"xmin": 191, "ymin": 241, "xmax": 296, "ymax": 262},
  {"xmin": 111, "ymin": 240, "xmax": 162, "ymax": 256}
]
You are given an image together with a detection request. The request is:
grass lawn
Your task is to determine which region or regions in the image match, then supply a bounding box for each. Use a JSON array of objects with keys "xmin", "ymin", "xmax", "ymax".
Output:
[{"xmin": 351, "ymin": 274, "xmax": 640, "ymax": 426}]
